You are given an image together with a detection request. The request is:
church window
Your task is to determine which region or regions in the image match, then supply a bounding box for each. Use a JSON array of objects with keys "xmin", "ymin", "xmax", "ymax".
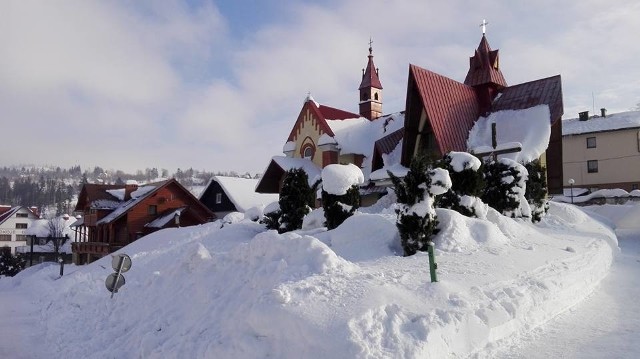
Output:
[
  {"xmin": 303, "ymin": 145, "xmax": 314, "ymax": 159},
  {"xmin": 374, "ymin": 93, "xmax": 379, "ymax": 101}
]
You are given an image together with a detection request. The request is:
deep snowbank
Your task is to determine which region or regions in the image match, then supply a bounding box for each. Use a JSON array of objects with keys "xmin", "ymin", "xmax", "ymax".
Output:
[{"xmin": 0, "ymin": 202, "xmax": 616, "ymax": 359}]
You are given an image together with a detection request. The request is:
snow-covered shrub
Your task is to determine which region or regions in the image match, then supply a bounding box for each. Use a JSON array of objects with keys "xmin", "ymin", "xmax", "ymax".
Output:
[
  {"xmin": 321, "ymin": 164, "xmax": 364, "ymax": 230},
  {"xmin": 390, "ymin": 155, "xmax": 451, "ymax": 256},
  {"xmin": 0, "ymin": 251, "xmax": 25, "ymax": 277},
  {"xmin": 264, "ymin": 168, "xmax": 317, "ymax": 233},
  {"xmin": 525, "ymin": 159, "xmax": 549, "ymax": 222},
  {"xmin": 436, "ymin": 151, "xmax": 487, "ymax": 218},
  {"xmin": 482, "ymin": 158, "xmax": 531, "ymax": 218}
]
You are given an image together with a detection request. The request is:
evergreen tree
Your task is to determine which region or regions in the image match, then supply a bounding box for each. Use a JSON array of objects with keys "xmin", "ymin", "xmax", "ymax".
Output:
[
  {"xmin": 272, "ymin": 168, "xmax": 317, "ymax": 233},
  {"xmin": 0, "ymin": 251, "xmax": 25, "ymax": 277},
  {"xmin": 390, "ymin": 155, "xmax": 448, "ymax": 256},
  {"xmin": 482, "ymin": 159, "xmax": 530, "ymax": 218},
  {"xmin": 435, "ymin": 152, "xmax": 486, "ymax": 218},
  {"xmin": 322, "ymin": 184, "xmax": 360, "ymax": 230},
  {"xmin": 525, "ymin": 160, "xmax": 549, "ymax": 222}
]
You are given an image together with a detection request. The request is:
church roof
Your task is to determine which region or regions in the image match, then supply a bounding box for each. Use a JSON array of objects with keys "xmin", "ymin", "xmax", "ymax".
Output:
[
  {"xmin": 492, "ymin": 75, "xmax": 563, "ymax": 122},
  {"xmin": 359, "ymin": 47, "xmax": 383, "ymax": 90},
  {"xmin": 405, "ymin": 64, "xmax": 480, "ymax": 156},
  {"xmin": 464, "ymin": 35, "xmax": 507, "ymax": 88}
]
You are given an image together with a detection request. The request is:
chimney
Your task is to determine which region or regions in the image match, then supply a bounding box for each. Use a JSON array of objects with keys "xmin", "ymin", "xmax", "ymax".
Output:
[
  {"xmin": 579, "ymin": 111, "xmax": 589, "ymax": 121},
  {"xmin": 124, "ymin": 180, "xmax": 139, "ymax": 201},
  {"xmin": 601, "ymin": 108, "xmax": 606, "ymax": 118}
]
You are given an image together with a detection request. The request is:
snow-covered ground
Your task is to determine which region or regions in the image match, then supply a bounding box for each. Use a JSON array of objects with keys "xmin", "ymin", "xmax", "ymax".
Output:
[{"xmin": 0, "ymin": 198, "xmax": 625, "ymax": 358}]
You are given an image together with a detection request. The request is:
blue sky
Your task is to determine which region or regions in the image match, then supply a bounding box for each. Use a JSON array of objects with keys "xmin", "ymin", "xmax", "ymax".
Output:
[{"xmin": 1, "ymin": 0, "xmax": 638, "ymax": 175}]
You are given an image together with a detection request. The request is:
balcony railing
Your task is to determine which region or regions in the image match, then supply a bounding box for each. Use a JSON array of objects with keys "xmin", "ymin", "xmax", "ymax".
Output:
[{"xmin": 72, "ymin": 242, "xmax": 112, "ymax": 255}]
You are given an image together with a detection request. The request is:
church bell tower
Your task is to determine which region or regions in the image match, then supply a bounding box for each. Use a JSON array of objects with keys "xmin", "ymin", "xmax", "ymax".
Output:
[{"xmin": 358, "ymin": 41, "xmax": 383, "ymax": 120}]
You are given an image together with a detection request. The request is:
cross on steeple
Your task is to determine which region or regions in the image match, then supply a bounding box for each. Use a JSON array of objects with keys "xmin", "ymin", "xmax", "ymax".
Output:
[
  {"xmin": 480, "ymin": 19, "xmax": 488, "ymax": 35},
  {"xmin": 368, "ymin": 37, "xmax": 373, "ymax": 54}
]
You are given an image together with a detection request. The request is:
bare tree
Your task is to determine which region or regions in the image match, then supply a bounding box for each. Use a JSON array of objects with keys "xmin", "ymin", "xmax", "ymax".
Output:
[{"xmin": 46, "ymin": 216, "xmax": 69, "ymax": 256}]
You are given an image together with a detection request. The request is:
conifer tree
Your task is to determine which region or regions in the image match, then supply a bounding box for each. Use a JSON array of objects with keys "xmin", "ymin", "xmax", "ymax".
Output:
[
  {"xmin": 0, "ymin": 251, "xmax": 25, "ymax": 277},
  {"xmin": 482, "ymin": 159, "xmax": 530, "ymax": 218},
  {"xmin": 322, "ymin": 184, "xmax": 360, "ymax": 230},
  {"xmin": 265, "ymin": 168, "xmax": 317, "ymax": 233},
  {"xmin": 436, "ymin": 152, "xmax": 486, "ymax": 218},
  {"xmin": 390, "ymin": 155, "xmax": 449, "ymax": 256},
  {"xmin": 525, "ymin": 160, "xmax": 549, "ymax": 222}
]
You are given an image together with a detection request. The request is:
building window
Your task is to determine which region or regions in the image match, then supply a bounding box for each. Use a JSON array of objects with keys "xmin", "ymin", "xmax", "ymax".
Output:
[
  {"xmin": 216, "ymin": 193, "xmax": 222, "ymax": 204},
  {"xmin": 586, "ymin": 137, "xmax": 596, "ymax": 148},
  {"xmin": 16, "ymin": 213, "xmax": 28, "ymax": 218},
  {"xmin": 148, "ymin": 205, "xmax": 157, "ymax": 215},
  {"xmin": 587, "ymin": 160, "xmax": 598, "ymax": 173},
  {"xmin": 374, "ymin": 93, "xmax": 379, "ymax": 101},
  {"xmin": 0, "ymin": 235, "xmax": 11, "ymax": 241},
  {"xmin": 16, "ymin": 235, "xmax": 29, "ymax": 242},
  {"xmin": 15, "ymin": 223, "xmax": 27, "ymax": 229}
]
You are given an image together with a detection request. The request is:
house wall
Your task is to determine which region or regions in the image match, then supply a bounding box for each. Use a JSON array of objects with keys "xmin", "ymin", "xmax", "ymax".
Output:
[
  {"xmin": 122, "ymin": 183, "xmax": 212, "ymax": 243},
  {"xmin": 199, "ymin": 180, "xmax": 238, "ymax": 218},
  {"xmin": 0, "ymin": 208, "xmax": 38, "ymax": 255},
  {"xmin": 289, "ymin": 108, "xmax": 326, "ymax": 168},
  {"xmin": 563, "ymin": 127, "xmax": 640, "ymax": 191}
]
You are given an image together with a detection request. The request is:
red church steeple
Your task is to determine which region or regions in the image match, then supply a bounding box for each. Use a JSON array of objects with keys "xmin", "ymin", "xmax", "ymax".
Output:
[
  {"xmin": 464, "ymin": 22, "xmax": 507, "ymax": 115},
  {"xmin": 359, "ymin": 40, "xmax": 383, "ymax": 120}
]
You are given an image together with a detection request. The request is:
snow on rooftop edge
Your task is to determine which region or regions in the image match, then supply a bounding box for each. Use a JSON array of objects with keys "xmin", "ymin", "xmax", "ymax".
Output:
[
  {"xmin": 467, "ymin": 105, "xmax": 550, "ymax": 163},
  {"xmin": 563, "ymin": 110, "xmax": 640, "ymax": 136}
]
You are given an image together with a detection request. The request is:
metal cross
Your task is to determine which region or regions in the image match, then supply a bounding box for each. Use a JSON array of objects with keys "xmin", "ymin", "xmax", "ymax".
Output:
[{"xmin": 480, "ymin": 19, "xmax": 488, "ymax": 34}]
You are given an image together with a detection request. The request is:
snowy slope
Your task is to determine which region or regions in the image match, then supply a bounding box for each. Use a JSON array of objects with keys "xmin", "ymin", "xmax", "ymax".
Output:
[{"xmin": 0, "ymin": 201, "xmax": 616, "ymax": 359}]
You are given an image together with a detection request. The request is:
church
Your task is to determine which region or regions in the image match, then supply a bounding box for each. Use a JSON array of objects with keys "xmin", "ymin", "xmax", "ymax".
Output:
[{"xmin": 256, "ymin": 26, "xmax": 564, "ymax": 198}]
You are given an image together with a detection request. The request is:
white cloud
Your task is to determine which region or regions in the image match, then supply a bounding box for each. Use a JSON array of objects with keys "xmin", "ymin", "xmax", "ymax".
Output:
[{"xmin": 0, "ymin": 0, "xmax": 638, "ymax": 174}]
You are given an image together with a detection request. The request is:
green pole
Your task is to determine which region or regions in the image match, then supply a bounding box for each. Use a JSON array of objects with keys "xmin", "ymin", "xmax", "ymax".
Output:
[{"xmin": 427, "ymin": 241, "xmax": 438, "ymax": 282}]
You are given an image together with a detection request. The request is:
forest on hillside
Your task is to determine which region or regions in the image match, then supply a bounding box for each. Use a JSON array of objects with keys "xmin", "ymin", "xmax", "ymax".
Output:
[{"xmin": 0, "ymin": 165, "xmax": 261, "ymax": 215}]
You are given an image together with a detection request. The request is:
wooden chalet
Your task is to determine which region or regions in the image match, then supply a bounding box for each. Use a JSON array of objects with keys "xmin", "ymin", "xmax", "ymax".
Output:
[
  {"xmin": 72, "ymin": 179, "xmax": 215, "ymax": 264},
  {"xmin": 199, "ymin": 176, "xmax": 278, "ymax": 218}
]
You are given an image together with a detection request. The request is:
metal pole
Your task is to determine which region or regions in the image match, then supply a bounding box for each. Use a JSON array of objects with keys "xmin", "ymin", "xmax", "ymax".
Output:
[
  {"xmin": 29, "ymin": 236, "xmax": 34, "ymax": 267},
  {"xmin": 58, "ymin": 257, "xmax": 64, "ymax": 276},
  {"xmin": 570, "ymin": 184, "xmax": 574, "ymax": 204},
  {"xmin": 111, "ymin": 256, "xmax": 126, "ymax": 299},
  {"xmin": 427, "ymin": 241, "xmax": 438, "ymax": 283}
]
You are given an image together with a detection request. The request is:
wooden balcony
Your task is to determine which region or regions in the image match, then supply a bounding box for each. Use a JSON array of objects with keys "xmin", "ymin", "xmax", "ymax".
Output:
[{"xmin": 72, "ymin": 242, "xmax": 120, "ymax": 256}]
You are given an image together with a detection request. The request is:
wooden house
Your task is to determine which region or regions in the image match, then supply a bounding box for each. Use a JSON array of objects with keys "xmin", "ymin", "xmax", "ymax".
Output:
[
  {"xmin": 72, "ymin": 179, "xmax": 215, "ymax": 264},
  {"xmin": 199, "ymin": 176, "xmax": 279, "ymax": 218}
]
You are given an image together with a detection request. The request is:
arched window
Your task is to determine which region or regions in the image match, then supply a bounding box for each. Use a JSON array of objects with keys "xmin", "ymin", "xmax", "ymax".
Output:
[
  {"xmin": 374, "ymin": 92, "xmax": 379, "ymax": 101},
  {"xmin": 303, "ymin": 146, "xmax": 314, "ymax": 159}
]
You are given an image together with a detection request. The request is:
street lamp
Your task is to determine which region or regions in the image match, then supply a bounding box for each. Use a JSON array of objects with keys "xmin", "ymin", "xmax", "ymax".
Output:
[{"xmin": 568, "ymin": 178, "xmax": 575, "ymax": 204}]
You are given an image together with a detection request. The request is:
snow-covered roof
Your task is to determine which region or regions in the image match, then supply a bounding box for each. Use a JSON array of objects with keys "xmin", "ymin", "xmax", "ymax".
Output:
[
  {"xmin": 145, "ymin": 207, "xmax": 186, "ymax": 229},
  {"xmin": 563, "ymin": 110, "xmax": 640, "ymax": 136},
  {"xmin": 208, "ymin": 176, "xmax": 279, "ymax": 212},
  {"xmin": 106, "ymin": 189, "xmax": 125, "ymax": 201},
  {"xmin": 25, "ymin": 217, "xmax": 77, "ymax": 238},
  {"xmin": 97, "ymin": 184, "xmax": 162, "ymax": 225},
  {"xmin": 271, "ymin": 156, "xmax": 322, "ymax": 187},
  {"xmin": 324, "ymin": 112, "xmax": 404, "ymax": 179},
  {"xmin": 467, "ymin": 105, "xmax": 551, "ymax": 163}
]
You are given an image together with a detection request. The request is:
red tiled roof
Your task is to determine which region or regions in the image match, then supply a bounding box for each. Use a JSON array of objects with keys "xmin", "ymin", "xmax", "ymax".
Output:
[
  {"xmin": 286, "ymin": 100, "xmax": 360, "ymax": 142},
  {"xmin": 372, "ymin": 128, "xmax": 404, "ymax": 171},
  {"xmin": 318, "ymin": 104, "xmax": 360, "ymax": 120},
  {"xmin": 492, "ymin": 75, "xmax": 564, "ymax": 122},
  {"xmin": 464, "ymin": 35, "xmax": 507, "ymax": 88},
  {"xmin": 408, "ymin": 64, "xmax": 480, "ymax": 154},
  {"xmin": 359, "ymin": 50, "xmax": 383, "ymax": 90}
]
